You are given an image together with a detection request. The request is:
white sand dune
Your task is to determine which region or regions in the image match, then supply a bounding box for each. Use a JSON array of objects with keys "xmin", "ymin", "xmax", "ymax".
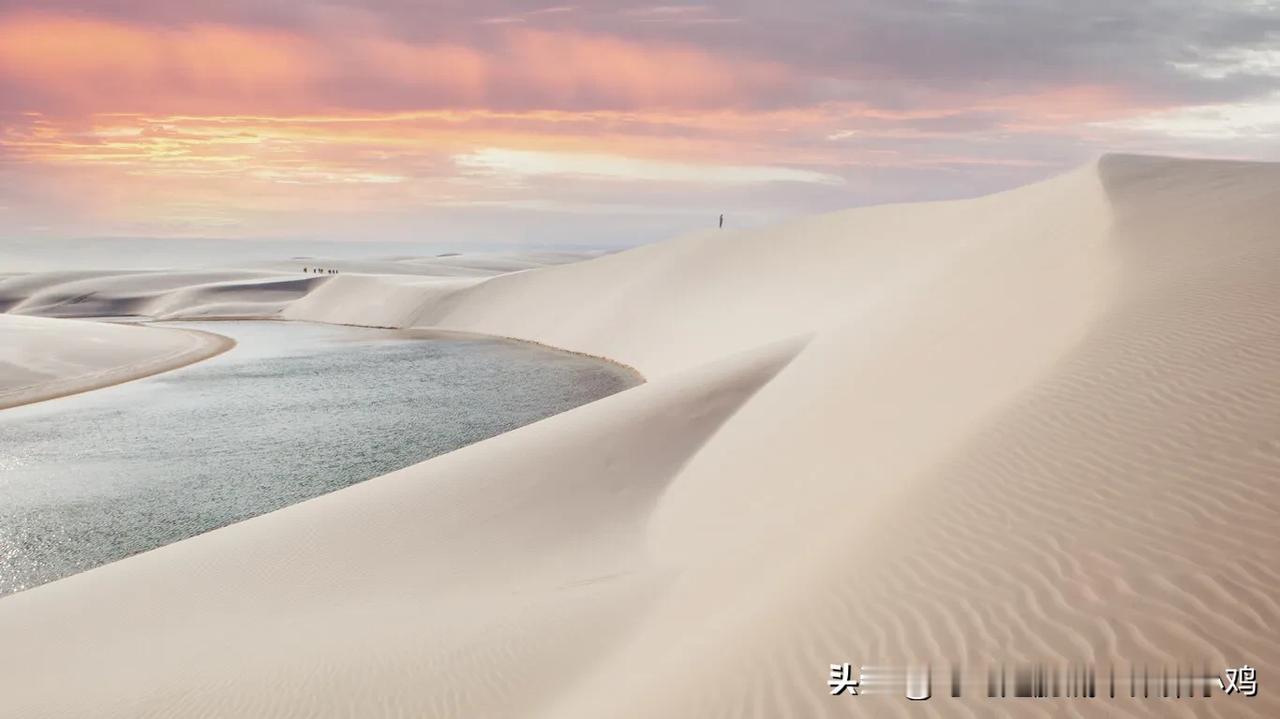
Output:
[
  {"xmin": 0, "ymin": 315, "xmax": 233, "ymax": 409},
  {"xmin": 0, "ymin": 270, "xmax": 321, "ymax": 319},
  {"xmin": 0, "ymin": 251, "xmax": 594, "ymax": 322},
  {"xmin": 0, "ymin": 154, "xmax": 1277, "ymax": 717},
  {"xmin": 250, "ymin": 249, "xmax": 603, "ymax": 278}
]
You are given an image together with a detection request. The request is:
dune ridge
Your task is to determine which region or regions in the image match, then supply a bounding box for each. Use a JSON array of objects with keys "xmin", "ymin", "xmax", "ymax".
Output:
[{"xmin": 0, "ymin": 155, "xmax": 1277, "ymax": 718}]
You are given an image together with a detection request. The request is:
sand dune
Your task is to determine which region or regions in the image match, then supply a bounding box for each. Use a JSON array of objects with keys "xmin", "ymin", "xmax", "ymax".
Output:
[
  {"xmin": 0, "ymin": 270, "xmax": 319, "ymax": 319},
  {"xmin": 251, "ymin": 249, "xmax": 602, "ymax": 278},
  {"xmin": 0, "ymin": 155, "xmax": 1277, "ymax": 717},
  {"xmin": 0, "ymin": 315, "xmax": 233, "ymax": 409},
  {"xmin": 0, "ymin": 251, "xmax": 595, "ymax": 322}
]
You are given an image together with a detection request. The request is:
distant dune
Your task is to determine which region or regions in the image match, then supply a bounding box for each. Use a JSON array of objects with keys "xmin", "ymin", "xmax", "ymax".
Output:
[
  {"xmin": 0, "ymin": 155, "xmax": 1277, "ymax": 718},
  {"xmin": 0, "ymin": 251, "xmax": 596, "ymax": 322}
]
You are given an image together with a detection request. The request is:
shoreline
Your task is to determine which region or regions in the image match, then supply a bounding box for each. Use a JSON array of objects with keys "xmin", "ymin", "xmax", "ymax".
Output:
[
  {"xmin": 0, "ymin": 324, "xmax": 236, "ymax": 411},
  {"xmin": 391, "ymin": 325, "xmax": 647, "ymax": 382},
  {"xmin": 0, "ymin": 319, "xmax": 635, "ymax": 598},
  {"xmin": 163, "ymin": 316, "xmax": 649, "ymax": 382},
  {"xmin": 0, "ymin": 315, "xmax": 643, "ymax": 410}
]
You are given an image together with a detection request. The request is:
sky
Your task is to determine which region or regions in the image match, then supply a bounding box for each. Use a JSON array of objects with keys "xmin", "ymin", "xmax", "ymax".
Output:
[{"xmin": 2, "ymin": 1, "xmax": 1279, "ymax": 248}]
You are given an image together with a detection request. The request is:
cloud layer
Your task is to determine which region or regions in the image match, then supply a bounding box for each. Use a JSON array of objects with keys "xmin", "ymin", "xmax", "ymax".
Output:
[{"xmin": 1, "ymin": 2, "xmax": 1278, "ymax": 244}]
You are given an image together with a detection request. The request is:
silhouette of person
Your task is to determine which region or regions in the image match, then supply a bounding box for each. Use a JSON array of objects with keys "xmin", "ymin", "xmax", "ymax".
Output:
[{"xmin": 719, "ymin": 213, "xmax": 724, "ymax": 229}]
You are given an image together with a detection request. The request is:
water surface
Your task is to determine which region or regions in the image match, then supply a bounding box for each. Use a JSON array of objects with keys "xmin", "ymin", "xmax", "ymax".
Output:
[{"xmin": 0, "ymin": 321, "xmax": 638, "ymax": 595}]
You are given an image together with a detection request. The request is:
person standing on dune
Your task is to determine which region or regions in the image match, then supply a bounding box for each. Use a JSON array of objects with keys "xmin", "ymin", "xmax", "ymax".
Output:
[{"xmin": 719, "ymin": 214, "xmax": 724, "ymax": 229}]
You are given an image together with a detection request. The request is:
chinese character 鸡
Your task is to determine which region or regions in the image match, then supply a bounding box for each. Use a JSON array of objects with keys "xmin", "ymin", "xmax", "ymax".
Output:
[{"xmin": 1221, "ymin": 665, "xmax": 1258, "ymax": 697}]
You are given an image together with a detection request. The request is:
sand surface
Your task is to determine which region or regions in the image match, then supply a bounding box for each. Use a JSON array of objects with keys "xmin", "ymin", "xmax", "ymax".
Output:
[
  {"xmin": 0, "ymin": 315, "xmax": 232, "ymax": 409},
  {"xmin": 0, "ymin": 155, "xmax": 1277, "ymax": 717}
]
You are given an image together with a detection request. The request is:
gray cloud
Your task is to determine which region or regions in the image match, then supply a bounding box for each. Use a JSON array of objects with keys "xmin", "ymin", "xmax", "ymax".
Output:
[{"xmin": 6, "ymin": 1, "xmax": 1277, "ymax": 109}]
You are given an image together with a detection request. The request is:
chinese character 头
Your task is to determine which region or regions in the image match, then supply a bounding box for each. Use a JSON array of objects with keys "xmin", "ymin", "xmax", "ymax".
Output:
[{"xmin": 829, "ymin": 663, "xmax": 860, "ymax": 696}]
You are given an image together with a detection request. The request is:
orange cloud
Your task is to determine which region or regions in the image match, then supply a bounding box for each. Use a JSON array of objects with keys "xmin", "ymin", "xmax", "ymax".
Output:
[
  {"xmin": 502, "ymin": 30, "xmax": 782, "ymax": 109},
  {"xmin": 0, "ymin": 12, "xmax": 789, "ymax": 114},
  {"xmin": 0, "ymin": 13, "xmax": 323, "ymax": 113}
]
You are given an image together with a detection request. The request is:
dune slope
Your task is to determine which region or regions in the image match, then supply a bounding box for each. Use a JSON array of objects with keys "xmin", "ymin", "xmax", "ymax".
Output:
[{"xmin": 0, "ymin": 155, "xmax": 1276, "ymax": 718}]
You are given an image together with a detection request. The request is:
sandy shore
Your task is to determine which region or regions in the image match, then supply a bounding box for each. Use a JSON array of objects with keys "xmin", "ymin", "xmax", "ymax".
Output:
[
  {"xmin": 0, "ymin": 155, "xmax": 1277, "ymax": 718},
  {"xmin": 0, "ymin": 315, "xmax": 234, "ymax": 410}
]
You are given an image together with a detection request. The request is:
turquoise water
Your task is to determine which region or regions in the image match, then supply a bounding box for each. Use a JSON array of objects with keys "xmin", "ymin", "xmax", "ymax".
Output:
[{"xmin": 0, "ymin": 321, "xmax": 638, "ymax": 596}]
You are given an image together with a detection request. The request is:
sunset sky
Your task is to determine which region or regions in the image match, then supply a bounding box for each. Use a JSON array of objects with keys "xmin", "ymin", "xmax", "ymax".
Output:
[{"xmin": 2, "ymin": 1, "xmax": 1279, "ymax": 247}]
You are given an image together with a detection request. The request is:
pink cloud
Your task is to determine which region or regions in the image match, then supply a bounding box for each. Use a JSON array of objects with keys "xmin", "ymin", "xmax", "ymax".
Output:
[{"xmin": 0, "ymin": 12, "xmax": 791, "ymax": 115}]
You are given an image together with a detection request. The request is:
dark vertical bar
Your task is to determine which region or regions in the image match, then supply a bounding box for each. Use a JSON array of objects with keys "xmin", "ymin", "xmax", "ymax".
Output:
[
  {"xmin": 1015, "ymin": 666, "xmax": 1032, "ymax": 697},
  {"xmin": 951, "ymin": 665, "xmax": 961, "ymax": 698},
  {"xmin": 1144, "ymin": 665, "xmax": 1149, "ymax": 699},
  {"xmin": 1203, "ymin": 661, "xmax": 1211, "ymax": 698},
  {"xmin": 988, "ymin": 666, "xmax": 997, "ymax": 698},
  {"xmin": 1130, "ymin": 664, "xmax": 1135, "ymax": 698},
  {"xmin": 1110, "ymin": 664, "xmax": 1115, "ymax": 698},
  {"xmin": 1000, "ymin": 664, "xmax": 1006, "ymax": 698},
  {"xmin": 1089, "ymin": 664, "xmax": 1096, "ymax": 698},
  {"xmin": 1162, "ymin": 666, "xmax": 1167, "ymax": 698},
  {"xmin": 1176, "ymin": 665, "xmax": 1181, "ymax": 699}
]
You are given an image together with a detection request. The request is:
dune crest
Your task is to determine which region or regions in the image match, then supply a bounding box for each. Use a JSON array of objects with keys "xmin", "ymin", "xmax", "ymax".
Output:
[{"xmin": 0, "ymin": 155, "xmax": 1277, "ymax": 718}]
